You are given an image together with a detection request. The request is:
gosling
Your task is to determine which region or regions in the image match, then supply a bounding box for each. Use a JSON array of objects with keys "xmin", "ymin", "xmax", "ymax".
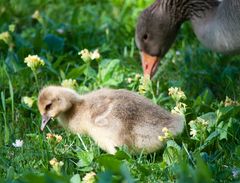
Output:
[{"xmin": 38, "ymin": 86, "xmax": 184, "ymax": 154}]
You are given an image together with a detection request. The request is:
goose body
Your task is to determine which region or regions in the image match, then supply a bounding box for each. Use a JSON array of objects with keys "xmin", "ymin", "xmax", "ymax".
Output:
[
  {"xmin": 136, "ymin": 0, "xmax": 240, "ymax": 77},
  {"xmin": 38, "ymin": 86, "xmax": 184, "ymax": 154},
  {"xmin": 191, "ymin": 0, "xmax": 240, "ymax": 53}
]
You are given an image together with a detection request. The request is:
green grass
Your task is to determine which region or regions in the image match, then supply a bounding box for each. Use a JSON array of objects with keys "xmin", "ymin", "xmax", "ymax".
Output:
[{"xmin": 0, "ymin": 0, "xmax": 240, "ymax": 182}]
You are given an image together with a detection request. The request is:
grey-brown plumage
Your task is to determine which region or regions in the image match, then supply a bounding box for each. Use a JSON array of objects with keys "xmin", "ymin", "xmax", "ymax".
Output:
[{"xmin": 38, "ymin": 86, "xmax": 184, "ymax": 154}]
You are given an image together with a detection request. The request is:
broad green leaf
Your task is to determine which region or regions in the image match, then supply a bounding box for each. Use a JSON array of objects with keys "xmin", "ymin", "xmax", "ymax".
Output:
[
  {"xmin": 5, "ymin": 51, "xmax": 23, "ymax": 73},
  {"xmin": 96, "ymin": 154, "xmax": 122, "ymax": 173},
  {"xmin": 218, "ymin": 119, "xmax": 232, "ymax": 140},
  {"xmin": 83, "ymin": 65, "xmax": 97, "ymax": 78},
  {"xmin": 76, "ymin": 151, "xmax": 94, "ymax": 168},
  {"xmin": 163, "ymin": 140, "xmax": 181, "ymax": 166},
  {"xmin": 114, "ymin": 150, "xmax": 131, "ymax": 161},
  {"xmin": 97, "ymin": 59, "xmax": 124, "ymax": 87},
  {"xmin": 197, "ymin": 131, "xmax": 219, "ymax": 151},
  {"xmin": 70, "ymin": 174, "xmax": 81, "ymax": 183},
  {"xmin": 67, "ymin": 65, "xmax": 87, "ymax": 79}
]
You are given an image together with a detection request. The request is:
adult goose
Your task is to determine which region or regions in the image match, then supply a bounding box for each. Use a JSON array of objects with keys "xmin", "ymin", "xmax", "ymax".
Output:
[{"xmin": 136, "ymin": 0, "xmax": 240, "ymax": 78}]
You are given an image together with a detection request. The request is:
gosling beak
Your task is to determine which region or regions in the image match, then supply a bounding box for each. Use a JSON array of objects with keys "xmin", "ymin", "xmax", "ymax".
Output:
[
  {"xmin": 41, "ymin": 115, "xmax": 51, "ymax": 131},
  {"xmin": 141, "ymin": 51, "xmax": 159, "ymax": 79}
]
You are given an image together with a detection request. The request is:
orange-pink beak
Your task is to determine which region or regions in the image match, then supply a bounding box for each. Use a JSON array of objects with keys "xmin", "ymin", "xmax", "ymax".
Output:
[{"xmin": 141, "ymin": 51, "xmax": 159, "ymax": 79}]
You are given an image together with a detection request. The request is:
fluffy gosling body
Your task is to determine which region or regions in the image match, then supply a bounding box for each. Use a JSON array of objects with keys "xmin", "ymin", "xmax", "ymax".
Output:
[{"xmin": 38, "ymin": 86, "xmax": 184, "ymax": 154}]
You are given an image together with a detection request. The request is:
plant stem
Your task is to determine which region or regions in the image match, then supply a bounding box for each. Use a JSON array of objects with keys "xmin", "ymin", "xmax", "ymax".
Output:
[{"xmin": 33, "ymin": 70, "xmax": 39, "ymax": 90}]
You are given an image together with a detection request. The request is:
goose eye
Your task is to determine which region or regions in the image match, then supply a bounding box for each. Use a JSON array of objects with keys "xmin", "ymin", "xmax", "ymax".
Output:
[
  {"xmin": 45, "ymin": 103, "xmax": 52, "ymax": 111},
  {"xmin": 143, "ymin": 34, "xmax": 148, "ymax": 41}
]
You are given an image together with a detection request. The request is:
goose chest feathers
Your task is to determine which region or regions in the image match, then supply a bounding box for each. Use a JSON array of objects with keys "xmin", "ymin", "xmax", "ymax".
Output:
[
  {"xmin": 38, "ymin": 86, "xmax": 184, "ymax": 154},
  {"xmin": 136, "ymin": 0, "xmax": 240, "ymax": 77}
]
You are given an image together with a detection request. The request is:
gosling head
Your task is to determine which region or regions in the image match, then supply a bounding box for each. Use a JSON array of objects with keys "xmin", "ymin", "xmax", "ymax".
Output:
[{"xmin": 38, "ymin": 86, "xmax": 78, "ymax": 131}]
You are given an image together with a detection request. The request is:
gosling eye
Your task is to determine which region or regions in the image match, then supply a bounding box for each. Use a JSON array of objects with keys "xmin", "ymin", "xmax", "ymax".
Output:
[{"xmin": 45, "ymin": 103, "xmax": 52, "ymax": 111}]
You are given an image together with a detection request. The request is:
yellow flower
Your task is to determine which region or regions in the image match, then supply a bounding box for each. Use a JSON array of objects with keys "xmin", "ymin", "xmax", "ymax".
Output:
[
  {"xmin": 90, "ymin": 49, "xmax": 100, "ymax": 60},
  {"xmin": 196, "ymin": 117, "xmax": 208, "ymax": 126},
  {"xmin": 127, "ymin": 78, "xmax": 132, "ymax": 83},
  {"xmin": 79, "ymin": 49, "xmax": 91, "ymax": 62},
  {"xmin": 82, "ymin": 172, "xmax": 96, "ymax": 183},
  {"xmin": 49, "ymin": 158, "xmax": 58, "ymax": 166},
  {"xmin": 159, "ymin": 127, "xmax": 173, "ymax": 142},
  {"xmin": 46, "ymin": 133, "xmax": 63, "ymax": 143},
  {"xmin": 171, "ymin": 102, "xmax": 187, "ymax": 115},
  {"xmin": 46, "ymin": 133, "xmax": 55, "ymax": 140},
  {"xmin": 49, "ymin": 158, "xmax": 64, "ymax": 167},
  {"xmin": 224, "ymin": 96, "xmax": 239, "ymax": 107},
  {"xmin": 49, "ymin": 158, "xmax": 64, "ymax": 175},
  {"xmin": 162, "ymin": 127, "xmax": 169, "ymax": 133},
  {"xmin": 32, "ymin": 10, "xmax": 43, "ymax": 23},
  {"xmin": 190, "ymin": 129, "xmax": 197, "ymax": 137},
  {"xmin": 24, "ymin": 55, "xmax": 45, "ymax": 71},
  {"xmin": 159, "ymin": 136, "xmax": 165, "ymax": 142},
  {"xmin": 61, "ymin": 79, "xmax": 77, "ymax": 89},
  {"xmin": 138, "ymin": 75, "xmax": 151, "ymax": 95},
  {"xmin": 78, "ymin": 48, "xmax": 101, "ymax": 62},
  {"xmin": 135, "ymin": 74, "xmax": 141, "ymax": 79},
  {"xmin": 32, "ymin": 10, "xmax": 41, "ymax": 19},
  {"xmin": 0, "ymin": 31, "xmax": 12, "ymax": 45},
  {"xmin": 22, "ymin": 96, "xmax": 34, "ymax": 108},
  {"xmin": 168, "ymin": 87, "xmax": 186, "ymax": 102},
  {"xmin": 55, "ymin": 134, "xmax": 62, "ymax": 143}
]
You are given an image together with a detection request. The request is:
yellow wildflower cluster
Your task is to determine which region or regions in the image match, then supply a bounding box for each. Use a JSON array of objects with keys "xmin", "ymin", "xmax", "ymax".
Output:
[
  {"xmin": 78, "ymin": 49, "xmax": 100, "ymax": 62},
  {"xmin": 127, "ymin": 78, "xmax": 133, "ymax": 83},
  {"xmin": 168, "ymin": 87, "xmax": 186, "ymax": 102},
  {"xmin": 49, "ymin": 158, "xmax": 64, "ymax": 175},
  {"xmin": 61, "ymin": 79, "xmax": 77, "ymax": 89},
  {"xmin": 168, "ymin": 87, "xmax": 187, "ymax": 115},
  {"xmin": 189, "ymin": 117, "xmax": 208, "ymax": 126},
  {"xmin": 24, "ymin": 55, "xmax": 45, "ymax": 71},
  {"xmin": 0, "ymin": 31, "xmax": 12, "ymax": 45},
  {"xmin": 46, "ymin": 133, "xmax": 63, "ymax": 143},
  {"xmin": 127, "ymin": 73, "xmax": 141, "ymax": 84},
  {"xmin": 22, "ymin": 96, "xmax": 34, "ymax": 108},
  {"xmin": 189, "ymin": 117, "xmax": 208, "ymax": 138},
  {"xmin": 224, "ymin": 96, "xmax": 239, "ymax": 107},
  {"xmin": 82, "ymin": 172, "xmax": 96, "ymax": 183},
  {"xmin": 159, "ymin": 127, "xmax": 172, "ymax": 142},
  {"xmin": 190, "ymin": 129, "xmax": 197, "ymax": 137},
  {"xmin": 171, "ymin": 102, "xmax": 187, "ymax": 115},
  {"xmin": 32, "ymin": 10, "xmax": 43, "ymax": 24},
  {"xmin": 138, "ymin": 75, "xmax": 151, "ymax": 95}
]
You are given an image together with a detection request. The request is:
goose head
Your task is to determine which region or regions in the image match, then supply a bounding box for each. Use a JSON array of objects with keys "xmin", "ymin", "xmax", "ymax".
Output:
[
  {"xmin": 38, "ymin": 86, "xmax": 78, "ymax": 131},
  {"xmin": 136, "ymin": 2, "xmax": 181, "ymax": 78},
  {"xmin": 136, "ymin": 0, "xmax": 228, "ymax": 78}
]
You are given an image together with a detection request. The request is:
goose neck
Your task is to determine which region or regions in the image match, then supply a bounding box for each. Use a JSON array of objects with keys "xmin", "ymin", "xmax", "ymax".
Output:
[{"xmin": 156, "ymin": 0, "xmax": 220, "ymax": 22}]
